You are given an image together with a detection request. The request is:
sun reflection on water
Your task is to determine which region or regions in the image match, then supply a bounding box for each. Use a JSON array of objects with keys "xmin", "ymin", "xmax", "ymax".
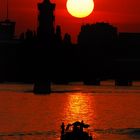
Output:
[{"xmin": 62, "ymin": 93, "xmax": 96, "ymax": 125}]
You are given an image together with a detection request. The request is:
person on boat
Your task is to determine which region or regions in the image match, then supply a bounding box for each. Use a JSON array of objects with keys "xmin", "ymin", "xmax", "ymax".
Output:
[
  {"xmin": 73, "ymin": 124, "xmax": 79, "ymax": 133},
  {"xmin": 80, "ymin": 120, "xmax": 84, "ymax": 132},
  {"xmin": 61, "ymin": 122, "xmax": 65, "ymax": 134},
  {"xmin": 66, "ymin": 123, "xmax": 71, "ymax": 131}
]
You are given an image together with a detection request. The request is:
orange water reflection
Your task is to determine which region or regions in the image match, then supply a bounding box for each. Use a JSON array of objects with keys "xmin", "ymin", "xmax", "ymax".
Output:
[
  {"xmin": 62, "ymin": 93, "xmax": 96, "ymax": 125},
  {"xmin": 0, "ymin": 84, "xmax": 140, "ymax": 140}
]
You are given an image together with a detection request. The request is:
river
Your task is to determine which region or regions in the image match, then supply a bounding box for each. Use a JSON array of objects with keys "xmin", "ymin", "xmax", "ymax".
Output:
[{"xmin": 0, "ymin": 82, "xmax": 140, "ymax": 140}]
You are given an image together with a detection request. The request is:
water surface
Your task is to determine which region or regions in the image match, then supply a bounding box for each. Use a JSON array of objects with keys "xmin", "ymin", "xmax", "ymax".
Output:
[{"xmin": 0, "ymin": 82, "xmax": 140, "ymax": 140}]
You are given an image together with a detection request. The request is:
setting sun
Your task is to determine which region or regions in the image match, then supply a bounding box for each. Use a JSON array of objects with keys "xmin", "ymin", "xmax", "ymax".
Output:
[{"xmin": 66, "ymin": 0, "xmax": 94, "ymax": 18}]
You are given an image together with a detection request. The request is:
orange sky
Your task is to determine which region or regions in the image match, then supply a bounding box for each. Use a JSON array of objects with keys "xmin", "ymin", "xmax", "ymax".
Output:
[{"xmin": 0, "ymin": 0, "xmax": 140, "ymax": 42}]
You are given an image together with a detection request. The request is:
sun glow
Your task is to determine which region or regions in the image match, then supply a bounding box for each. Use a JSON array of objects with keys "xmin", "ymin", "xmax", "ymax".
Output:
[
  {"xmin": 62, "ymin": 93, "xmax": 95, "ymax": 123},
  {"xmin": 66, "ymin": 0, "xmax": 94, "ymax": 18}
]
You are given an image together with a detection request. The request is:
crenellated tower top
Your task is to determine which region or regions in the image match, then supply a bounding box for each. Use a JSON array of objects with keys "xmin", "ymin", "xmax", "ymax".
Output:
[{"xmin": 37, "ymin": 0, "xmax": 56, "ymax": 45}]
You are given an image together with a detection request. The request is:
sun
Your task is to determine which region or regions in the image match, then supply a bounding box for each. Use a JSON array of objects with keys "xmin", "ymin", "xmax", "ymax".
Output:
[{"xmin": 66, "ymin": 0, "xmax": 94, "ymax": 18}]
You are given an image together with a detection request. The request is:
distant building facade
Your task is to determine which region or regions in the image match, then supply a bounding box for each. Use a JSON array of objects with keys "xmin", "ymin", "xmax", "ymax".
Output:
[
  {"xmin": 119, "ymin": 32, "xmax": 140, "ymax": 48},
  {"xmin": 0, "ymin": 19, "xmax": 16, "ymax": 40}
]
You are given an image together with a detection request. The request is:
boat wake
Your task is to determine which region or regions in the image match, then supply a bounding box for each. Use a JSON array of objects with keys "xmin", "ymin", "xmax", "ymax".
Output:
[
  {"xmin": 0, "ymin": 128, "xmax": 140, "ymax": 137},
  {"xmin": 94, "ymin": 128, "xmax": 140, "ymax": 135}
]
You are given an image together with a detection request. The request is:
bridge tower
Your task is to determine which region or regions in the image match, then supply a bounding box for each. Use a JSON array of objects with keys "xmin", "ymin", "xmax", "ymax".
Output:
[
  {"xmin": 37, "ymin": 0, "xmax": 56, "ymax": 45},
  {"xmin": 34, "ymin": 0, "xmax": 56, "ymax": 94}
]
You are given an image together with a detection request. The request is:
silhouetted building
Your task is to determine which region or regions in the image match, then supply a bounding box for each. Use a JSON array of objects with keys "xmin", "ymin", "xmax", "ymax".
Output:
[
  {"xmin": 78, "ymin": 22, "xmax": 118, "ymax": 85},
  {"xmin": 0, "ymin": 19, "xmax": 16, "ymax": 40},
  {"xmin": 114, "ymin": 32, "xmax": 140, "ymax": 85},
  {"xmin": 78, "ymin": 22, "xmax": 118, "ymax": 55},
  {"xmin": 37, "ymin": 0, "xmax": 56, "ymax": 45},
  {"xmin": 34, "ymin": 0, "xmax": 56, "ymax": 93},
  {"xmin": 63, "ymin": 33, "xmax": 72, "ymax": 46},
  {"xmin": 119, "ymin": 32, "xmax": 140, "ymax": 46},
  {"xmin": 54, "ymin": 25, "xmax": 62, "ymax": 48},
  {"xmin": 119, "ymin": 33, "xmax": 140, "ymax": 57}
]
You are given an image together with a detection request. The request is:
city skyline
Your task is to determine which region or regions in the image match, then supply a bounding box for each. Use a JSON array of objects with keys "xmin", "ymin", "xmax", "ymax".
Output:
[{"xmin": 0, "ymin": 0, "xmax": 140, "ymax": 42}]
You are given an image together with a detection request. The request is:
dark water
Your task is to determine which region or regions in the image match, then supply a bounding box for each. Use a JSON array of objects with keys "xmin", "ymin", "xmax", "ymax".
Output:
[{"xmin": 0, "ymin": 82, "xmax": 140, "ymax": 140}]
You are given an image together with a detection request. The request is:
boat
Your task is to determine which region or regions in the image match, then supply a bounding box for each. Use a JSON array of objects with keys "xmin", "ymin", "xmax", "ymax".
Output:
[{"xmin": 60, "ymin": 121, "xmax": 93, "ymax": 140}]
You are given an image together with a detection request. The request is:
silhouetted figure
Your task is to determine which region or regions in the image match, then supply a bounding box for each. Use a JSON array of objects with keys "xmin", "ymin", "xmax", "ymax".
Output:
[
  {"xmin": 73, "ymin": 124, "xmax": 79, "ymax": 133},
  {"xmin": 80, "ymin": 120, "xmax": 84, "ymax": 132},
  {"xmin": 61, "ymin": 122, "xmax": 65, "ymax": 135},
  {"xmin": 72, "ymin": 121, "xmax": 81, "ymax": 133},
  {"xmin": 66, "ymin": 123, "xmax": 71, "ymax": 131},
  {"xmin": 60, "ymin": 121, "xmax": 93, "ymax": 140}
]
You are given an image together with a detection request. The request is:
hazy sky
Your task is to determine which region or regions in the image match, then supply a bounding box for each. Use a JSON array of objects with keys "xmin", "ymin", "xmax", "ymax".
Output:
[{"xmin": 0, "ymin": 0, "xmax": 140, "ymax": 42}]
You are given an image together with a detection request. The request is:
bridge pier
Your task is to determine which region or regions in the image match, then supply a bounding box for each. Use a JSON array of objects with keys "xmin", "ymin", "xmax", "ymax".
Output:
[
  {"xmin": 115, "ymin": 79, "xmax": 132, "ymax": 86},
  {"xmin": 33, "ymin": 80, "xmax": 51, "ymax": 94}
]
